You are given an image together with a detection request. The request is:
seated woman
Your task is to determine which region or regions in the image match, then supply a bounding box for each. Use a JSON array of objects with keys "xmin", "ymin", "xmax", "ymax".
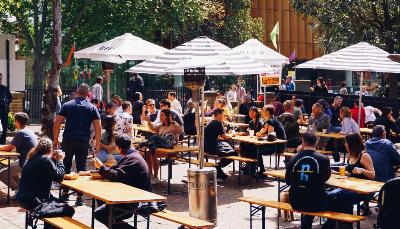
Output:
[
  {"xmin": 142, "ymin": 109, "xmax": 183, "ymax": 184},
  {"xmin": 239, "ymin": 107, "xmax": 263, "ymax": 175},
  {"xmin": 97, "ymin": 115, "xmax": 122, "ymax": 166},
  {"xmin": 205, "ymin": 99, "xmax": 232, "ymax": 121},
  {"xmin": 340, "ymin": 106, "xmax": 360, "ymax": 134},
  {"xmin": 329, "ymin": 132, "xmax": 375, "ymax": 217},
  {"xmin": 17, "ymin": 137, "xmax": 74, "ymax": 217}
]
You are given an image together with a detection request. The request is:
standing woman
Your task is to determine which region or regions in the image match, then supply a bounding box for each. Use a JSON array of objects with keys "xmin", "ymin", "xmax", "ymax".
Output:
[
  {"xmin": 313, "ymin": 77, "xmax": 328, "ymax": 93},
  {"xmin": 142, "ymin": 109, "xmax": 183, "ymax": 184},
  {"xmin": 17, "ymin": 137, "xmax": 74, "ymax": 215},
  {"xmin": 131, "ymin": 92, "xmax": 144, "ymax": 125},
  {"xmin": 329, "ymin": 133, "xmax": 375, "ymax": 216}
]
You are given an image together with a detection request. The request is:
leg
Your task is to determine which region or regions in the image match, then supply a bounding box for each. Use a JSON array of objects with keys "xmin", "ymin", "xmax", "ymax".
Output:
[
  {"xmin": 167, "ymin": 155, "xmax": 172, "ymax": 194},
  {"xmin": 153, "ymin": 155, "xmax": 160, "ymax": 179},
  {"xmin": 62, "ymin": 139, "xmax": 75, "ymax": 174},
  {"xmin": 74, "ymin": 140, "xmax": 89, "ymax": 204},
  {"xmin": 146, "ymin": 153, "xmax": 154, "ymax": 177},
  {"xmin": 91, "ymin": 198, "xmax": 95, "ymax": 228},
  {"xmin": 0, "ymin": 111, "xmax": 8, "ymax": 144},
  {"xmin": 7, "ymin": 158, "xmax": 10, "ymax": 203},
  {"xmin": 0, "ymin": 160, "xmax": 20, "ymax": 190}
]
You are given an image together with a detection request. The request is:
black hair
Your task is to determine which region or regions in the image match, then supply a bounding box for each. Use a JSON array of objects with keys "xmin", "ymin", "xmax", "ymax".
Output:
[
  {"xmin": 264, "ymin": 105, "xmax": 275, "ymax": 116},
  {"xmin": 115, "ymin": 134, "xmax": 131, "ymax": 153},
  {"xmin": 102, "ymin": 115, "xmax": 116, "ymax": 143},
  {"xmin": 294, "ymin": 99, "xmax": 303, "ymax": 107},
  {"xmin": 106, "ymin": 102, "xmax": 115, "ymax": 109},
  {"xmin": 303, "ymin": 131, "xmax": 318, "ymax": 146},
  {"xmin": 213, "ymin": 108, "xmax": 224, "ymax": 116},
  {"xmin": 160, "ymin": 109, "xmax": 172, "ymax": 126},
  {"xmin": 372, "ymin": 125, "xmax": 385, "ymax": 138},
  {"xmin": 381, "ymin": 107, "xmax": 392, "ymax": 118},
  {"xmin": 132, "ymin": 92, "xmax": 142, "ymax": 102},
  {"xmin": 14, "ymin": 112, "xmax": 29, "ymax": 126},
  {"xmin": 96, "ymin": 76, "xmax": 103, "ymax": 84},
  {"xmin": 122, "ymin": 101, "xmax": 131, "ymax": 111},
  {"xmin": 168, "ymin": 92, "xmax": 176, "ymax": 98},
  {"xmin": 341, "ymin": 81, "xmax": 346, "ymax": 88},
  {"xmin": 345, "ymin": 133, "xmax": 365, "ymax": 159},
  {"xmin": 160, "ymin": 99, "xmax": 171, "ymax": 108}
]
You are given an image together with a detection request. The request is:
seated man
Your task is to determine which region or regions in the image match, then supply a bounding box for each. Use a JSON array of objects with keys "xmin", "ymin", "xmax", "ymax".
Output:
[
  {"xmin": 366, "ymin": 125, "xmax": 400, "ymax": 182},
  {"xmin": 154, "ymin": 99, "xmax": 183, "ymax": 126},
  {"xmin": 285, "ymin": 131, "xmax": 351, "ymax": 229},
  {"xmin": 257, "ymin": 105, "xmax": 286, "ymax": 173},
  {"xmin": 100, "ymin": 102, "xmax": 116, "ymax": 128},
  {"xmin": 94, "ymin": 134, "xmax": 150, "ymax": 228},
  {"xmin": 204, "ymin": 109, "xmax": 236, "ymax": 180},
  {"xmin": 0, "ymin": 112, "xmax": 38, "ymax": 193},
  {"xmin": 308, "ymin": 102, "xmax": 330, "ymax": 131},
  {"xmin": 278, "ymin": 100, "xmax": 300, "ymax": 148}
]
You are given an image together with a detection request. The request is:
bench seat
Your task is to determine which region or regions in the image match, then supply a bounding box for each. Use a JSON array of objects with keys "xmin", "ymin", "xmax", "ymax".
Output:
[
  {"xmin": 152, "ymin": 210, "xmax": 214, "ymax": 229},
  {"xmin": 174, "ymin": 157, "xmax": 217, "ymax": 167},
  {"xmin": 42, "ymin": 217, "xmax": 92, "ymax": 229}
]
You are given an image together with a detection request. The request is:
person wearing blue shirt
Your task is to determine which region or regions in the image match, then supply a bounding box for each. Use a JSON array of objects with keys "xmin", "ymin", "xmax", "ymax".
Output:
[
  {"xmin": 365, "ymin": 125, "xmax": 400, "ymax": 182},
  {"xmin": 285, "ymin": 76, "xmax": 295, "ymax": 91}
]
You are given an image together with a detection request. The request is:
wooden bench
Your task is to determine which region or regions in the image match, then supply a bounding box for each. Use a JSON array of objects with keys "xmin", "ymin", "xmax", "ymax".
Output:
[
  {"xmin": 174, "ymin": 157, "xmax": 217, "ymax": 167},
  {"xmin": 152, "ymin": 210, "xmax": 214, "ymax": 229},
  {"xmin": 42, "ymin": 217, "xmax": 92, "ymax": 229},
  {"xmin": 239, "ymin": 197, "xmax": 365, "ymax": 229}
]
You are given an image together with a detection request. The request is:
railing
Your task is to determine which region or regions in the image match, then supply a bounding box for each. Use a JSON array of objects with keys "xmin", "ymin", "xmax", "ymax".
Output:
[{"xmin": 142, "ymin": 86, "xmax": 192, "ymax": 110}]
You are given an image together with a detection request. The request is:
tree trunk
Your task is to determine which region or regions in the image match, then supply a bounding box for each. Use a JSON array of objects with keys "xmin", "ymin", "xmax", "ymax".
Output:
[{"xmin": 42, "ymin": 0, "xmax": 63, "ymax": 139}]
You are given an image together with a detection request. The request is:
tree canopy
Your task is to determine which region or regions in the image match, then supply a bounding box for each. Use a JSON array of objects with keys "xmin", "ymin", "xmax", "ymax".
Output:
[{"xmin": 290, "ymin": 0, "xmax": 400, "ymax": 53}]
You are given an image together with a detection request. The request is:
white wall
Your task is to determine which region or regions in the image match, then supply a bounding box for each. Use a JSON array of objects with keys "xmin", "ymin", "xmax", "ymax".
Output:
[{"xmin": 0, "ymin": 60, "xmax": 25, "ymax": 91}]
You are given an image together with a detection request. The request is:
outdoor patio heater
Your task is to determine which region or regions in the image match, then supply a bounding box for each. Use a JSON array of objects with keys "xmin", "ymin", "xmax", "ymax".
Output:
[{"xmin": 184, "ymin": 67, "xmax": 217, "ymax": 225}]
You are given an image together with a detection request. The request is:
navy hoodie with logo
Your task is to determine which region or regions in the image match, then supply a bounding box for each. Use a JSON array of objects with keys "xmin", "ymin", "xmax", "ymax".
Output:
[{"xmin": 285, "ymin": 150, "xmax": 331, "ymax": 212}]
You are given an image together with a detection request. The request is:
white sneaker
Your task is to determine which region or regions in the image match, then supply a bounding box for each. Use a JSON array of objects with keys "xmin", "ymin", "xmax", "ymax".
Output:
[{"xmin": 151, "ymin": 177, "xmax": 160, "ymax": 185}]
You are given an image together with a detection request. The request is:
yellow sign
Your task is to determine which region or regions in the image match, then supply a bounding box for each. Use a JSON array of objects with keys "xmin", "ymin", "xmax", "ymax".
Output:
[{"xmin": 260, "ymin": 73, "xmax": 280, "ymax": 86}]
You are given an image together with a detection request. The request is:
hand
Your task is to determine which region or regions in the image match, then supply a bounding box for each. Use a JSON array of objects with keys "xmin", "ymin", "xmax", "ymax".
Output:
[
  {"xmin": 296, "ymin": 144, "xmax": 303, "ymax": 152},
  {"xmin": 352, "ymin": 167, "xmax": 363, "ymax": 175},
  {"xmin": 256, "ymin": 132, "xmax": 262, "ymax": 137},
  {"xmin": 93, "ymin": 157, "xmax": 104, "ymax": 169},
  {"xmin": 310, "ymin": 113, "xmax": 315, "ymax": 119},
  {"xmin": 52, "ymin": 150, "xmax": 65, "ymax": 161},
  {"xmin": 141, "ymin": 115, "xmax": 150, "ymax": 122},
  {"xmin": 94, "ymin": 144, "xmax": 101, "ymax": 154},
  {"xmin": 78, "ymin": 171, "xmax": 90, "ymax": 176}
]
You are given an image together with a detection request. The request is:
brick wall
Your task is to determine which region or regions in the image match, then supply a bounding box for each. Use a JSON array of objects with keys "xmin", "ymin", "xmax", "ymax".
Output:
[{"xmin": 9, "ymin": 91, "xmax": 24, "ymax": 113}]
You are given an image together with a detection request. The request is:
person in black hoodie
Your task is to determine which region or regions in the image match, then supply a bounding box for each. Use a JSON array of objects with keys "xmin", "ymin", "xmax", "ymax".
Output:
[
  {"xmin": 93, "ymin": 134, "xmax": 151, "ymax": 228},
  {"xmin": 285, "ymin": 131, "xmax": 350, "ymax": 229},
  {"xmin": 375, "ymin": 107, "xmax": 400, "ymax": 143}
]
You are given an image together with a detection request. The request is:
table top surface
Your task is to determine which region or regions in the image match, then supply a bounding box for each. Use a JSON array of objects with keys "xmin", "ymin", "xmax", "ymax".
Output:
[
  {"xmin": 299, "ymin": 128, "xmax": 345, "ymax": 140},
  {"xmin": 231, "ymin": 135, "xmax": 287, "ymax": 145},
  {"xmin": 360, "ymin": 128, "xmax": 373, "ymax": 134},
  {"xmin": 225, "ymin": 122, "xmax": 249, "ymax": 128},
  {"xmin": 155, "ymin": 145, "xmax": 199, "ymax": 154},
  {"xmin": 0, "ymin": 151, "xmax": 20, "ymax": 158},
  {"xmin": 132, "ymin": 125, "xmax": 157, "ymax": 134},
  {"xmin": 265, "ymin": 169, "xmax": 384, "ymax": 194},
  {"xmin": 61, "ymin": 176, "xmax": 166, "ymax": 204}
]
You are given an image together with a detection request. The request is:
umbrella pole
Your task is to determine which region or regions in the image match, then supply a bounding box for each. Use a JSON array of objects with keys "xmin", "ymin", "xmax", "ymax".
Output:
[
  {"xmin": 199, "ymin": 87, "xmax": 205, "ymax": 169},
  {"xmin": 358, "ymin": 72, "xmax": 363, "ymax": 125}
]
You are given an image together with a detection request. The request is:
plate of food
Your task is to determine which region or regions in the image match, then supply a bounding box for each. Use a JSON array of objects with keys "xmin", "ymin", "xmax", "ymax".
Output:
[
  {"xmin": 89, "ymin": 170, "xmax": 104, "ymax": 180},
  {"xmin": 64, "ymin": 172, "xmax": 79, "ymax": 180}
]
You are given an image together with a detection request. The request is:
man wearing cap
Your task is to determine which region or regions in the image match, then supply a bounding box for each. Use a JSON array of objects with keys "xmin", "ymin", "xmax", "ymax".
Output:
[
  {"xmin": 53, "ymin": 83, "xmax": 101, "ymax": 205},
  {"xmin": 93, "ymin": 134, "xmax": 150, "ymax": 228}
]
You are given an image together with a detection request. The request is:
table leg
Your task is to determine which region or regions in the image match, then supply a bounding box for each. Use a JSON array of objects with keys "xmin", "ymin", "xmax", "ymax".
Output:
[
  {"xmin": 274, "ymin": 144, "xmax": 278, "ymax": 170},
  {"xmin": 7, "ymin": 158, "xmax": 11, "ymax": 204},
  {"xmin": 134, "ymin": 212, "xmax": 138, "ymax": 228},
  {"xmin": 356, "ymin": 202, "xmax": 360, "ymax": 229},
  {"xmin": 91, "ymin": 198, "xmax": 95, "ymax": 228},
  {"xmin": 108, "ymin": 205, "xmax": 113, "ymax": 229},
  {"xmin": 256, "ymin": 147, "xmax": 260, "ymax": 181},
  {"xmin": 238, "ymin": 161, "xmax": 242, "ymax": 185},
  {"xmin": 168, "ymin": 155, "xmax": 172, "ymax": 194},
  {"xmin": 261, "ymin": 206, "xmax": 266, "ymax": 229},
  {"xmin": 147, "ymin": 202, "xmax": 151, "ymax": 229},
  {"xmin": 249, "ymin": 204, "xmax": 253, "ymax": 229}
]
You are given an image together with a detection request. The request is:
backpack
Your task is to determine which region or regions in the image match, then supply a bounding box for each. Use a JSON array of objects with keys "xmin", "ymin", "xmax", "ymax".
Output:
[{"xmin": 376, "ymin": 177, "xmax": 400, "ymax": 229}]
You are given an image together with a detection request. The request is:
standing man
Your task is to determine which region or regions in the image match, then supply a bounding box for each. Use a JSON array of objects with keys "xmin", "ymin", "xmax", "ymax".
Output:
[
  {"xmin": 91, "ymin": 76, "xmax": 103, "ymax": 108},
  {"xmin": 286, "ymin": 76, "xmax": 295, "ymax": 91},
  {"xmin": 0, "ymin": 73, "xmax": 12, "ymax": 144},
  {"xmin": 127, "ymin": 73, "xmax": 144, "ymax": 101},
  {"xmin": 53, "ymin": 83, "xmax": 101, "ymax": 206},
  {"xmin": 168, "ymin": 92, "xmax": 183, "ymax": 115},
  {"xmin": 330, "ymin": 96, "xmax": 343, "ymax": 133}
]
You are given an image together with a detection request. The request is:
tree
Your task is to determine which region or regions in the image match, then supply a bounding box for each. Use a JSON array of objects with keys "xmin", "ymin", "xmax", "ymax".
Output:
[{"xmin": 290, "ymin": 0, "xmax": 400, "ymax": 53}]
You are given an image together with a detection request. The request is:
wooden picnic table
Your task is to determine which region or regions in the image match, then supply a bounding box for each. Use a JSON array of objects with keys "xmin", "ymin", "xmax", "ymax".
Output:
[
  {"xmin": 299, "ymin": 127, "xmax": 345, "ymax": 140},
  {"xmin": 132, "ymin": 124, "xmax": 157, "ymax": 134},
  {"xmin": 225, "ymin": 121, "xmax": 249, "ymax": 129},
  {"xmin": 0, "ymin": 151, "xmax": 20, "ymax": 203},
  {"xmin": 61, "ymin": 176, "xmax": 166, "ymax": 228},
  {"xmin": 154, "ymin": 145, "xmax": 199, "ymax": 194}
]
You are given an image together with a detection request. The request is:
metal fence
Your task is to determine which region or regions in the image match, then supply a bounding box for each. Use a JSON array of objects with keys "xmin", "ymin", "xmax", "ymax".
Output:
[{"xmin": 142, "ymin": 86, "xmax": 192, "ymax": 110}]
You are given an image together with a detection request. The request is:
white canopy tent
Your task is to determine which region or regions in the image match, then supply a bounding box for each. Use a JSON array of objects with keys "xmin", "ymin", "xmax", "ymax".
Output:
[
  {"xmin": 296, "ymin": 42, "xmax": 400, "ymax": 124},
  {"xmin": 126, "ymin": 36, "xmax": 274, "ymax": 75},
  {"xmin": 74, "ymin": 33, "xmax": 168, "ymax": 62},
  {"xmin": 73, "ymin": 33, "xmax": 168, "ymax": 101}
]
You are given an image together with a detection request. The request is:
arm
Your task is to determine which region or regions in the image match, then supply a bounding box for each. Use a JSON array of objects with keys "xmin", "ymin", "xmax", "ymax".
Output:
[
  {"xmin": 321, "ymin": 156, "xmax": 331, "ymax": 182},
  {"xmin": 44, "ymin": 157, "xmax": 65, "ymax": 183},
  {"xmin": 387, "ymin": 142, "xmax": 400, "ymax": 166},
  {"xmin": 92, "ymin": 119, "xmax": 101, "ymax": 152},
  {"xmin": 315, "ymin": 115, "xmax": 330, "ymax": 131},
  {"xmin": 98, "ymin": 161, "xmax": 132, "ymax": 182},
  {"xmin": 53, "ymin": 115, "xmax": 65, "ymax": 148},
  {"xmin": 0, "ymin": 144, "xmax": 15, "ymax": 151},
  {"xmin": 356, "ymin": 153, "xmax": 375, "ymax": 179},
  {"xmin": 170, "ymin": 122, "xmax": 183, "ymax": 135}
]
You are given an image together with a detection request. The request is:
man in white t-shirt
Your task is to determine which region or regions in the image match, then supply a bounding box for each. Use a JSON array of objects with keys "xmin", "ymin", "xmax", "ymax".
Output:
[
  {"xmin": 91, "ymin": 76, "xmax": 103, "ymax": 103},
  {"xmin": 365, "ymin": 105, "xmax": 381, "ymax": 126},
  {"xmin": 168, "ymin": 92, "xmax": 182, "ymax": 115},
  {"xmin": 114, "ymin": 101, "xmax": 133, "ymax": 137}
]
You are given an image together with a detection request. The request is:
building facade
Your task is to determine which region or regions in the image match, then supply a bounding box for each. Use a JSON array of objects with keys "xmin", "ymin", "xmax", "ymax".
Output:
[{"xmin": 250, "ymin": 0, "xmax": 322, "ymax": 61}]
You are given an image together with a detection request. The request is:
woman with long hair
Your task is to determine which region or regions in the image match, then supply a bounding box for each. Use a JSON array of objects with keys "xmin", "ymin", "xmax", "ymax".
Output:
[
  {"xmin": 97, "ymin": 115, "xmax": 121, "ymax": 165},
  {"xmin": 143, "ymin": 109, "xmax": 183, "ymax": 184},
  {"xmin": 329, "ymin": 133, "xmax": 375, "ymax": 216},
  {"xmin": 17, "ymin": 137, "xmax": 71, "ymax": 212},
  {"xmin": 340, "ymin": 106, "xmax": 359, "ymax": 134}
]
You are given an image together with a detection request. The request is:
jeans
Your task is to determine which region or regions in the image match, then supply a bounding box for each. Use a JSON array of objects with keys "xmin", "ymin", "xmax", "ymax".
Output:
[
  {"xmin": 330, "ymin": 125, "xmax": 342, "ymax": 133},
  {"xmin": 329, "ymin": 188, "xmax": 372, "ymax": 208},
  {"xmin": 0, "ymin": 160, "xmax": 21, "ymax": 190},
  {"xmin": 94, "ymin": 201, "xmax": 137, "ymax": 229},
  {"xmin": 96, "ymin": 149, "xmax": 122, "ymax": 162},
  {"xmin": 62, "ymin": 138, "xmax": 89, "ymax": 173},
  {"xmin": 301, "ymin": 192, "xmax": 352, "ymax": 229}
]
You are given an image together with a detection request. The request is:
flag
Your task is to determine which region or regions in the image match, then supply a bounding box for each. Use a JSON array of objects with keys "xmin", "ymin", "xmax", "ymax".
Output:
[
  {"xmin": 289, "ymin": 50, "xmax": 296, "ymax": 62},
  {"xmin": 270, "ymin": 22, "xmax": 279, "ymax": 49},
  {"xmin": 63, "ymin": 43, "xmax": 75, "ymax": 68}
]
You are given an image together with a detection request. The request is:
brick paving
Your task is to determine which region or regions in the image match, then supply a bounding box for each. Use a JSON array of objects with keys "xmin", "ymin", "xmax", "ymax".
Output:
[{"xmin": 0, "ymin": 125, "xmax": 377, "ymax": 228}]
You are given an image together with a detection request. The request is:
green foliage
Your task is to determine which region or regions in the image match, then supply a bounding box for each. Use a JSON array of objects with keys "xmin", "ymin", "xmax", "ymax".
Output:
[
  {"xmin": 7, "ymin": 112, "xmax": 15, "ymax": 132},
  {"xmin": 290, "ymin": 0, "xmax": 400, "ymax": 53}
]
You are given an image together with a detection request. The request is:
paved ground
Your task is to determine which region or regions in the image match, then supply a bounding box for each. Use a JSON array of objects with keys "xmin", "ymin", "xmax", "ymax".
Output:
[{"xmin": 0, "ymin": 125, "xmax": 378, "ymax": 228}]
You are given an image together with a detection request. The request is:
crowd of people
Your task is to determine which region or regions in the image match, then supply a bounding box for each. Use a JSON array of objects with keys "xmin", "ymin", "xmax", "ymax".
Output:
[{"xmin": 0, "ymin": 76, "xmax": 400, "ymax": 228}]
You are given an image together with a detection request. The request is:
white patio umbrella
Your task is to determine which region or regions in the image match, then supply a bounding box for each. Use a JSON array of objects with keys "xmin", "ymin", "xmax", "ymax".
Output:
[
  {"xmin": 74, "ymin": 33, "xmax": 168, "ymax": 101},
  {"xmin": 74, "ymin": 33, "xmax": 168, "ymax": 61},
  {"xmin": 296, "ymin": 42, "xmax": 400, "ymax": 124},
  {"xmin": 126, "ymin": 36, "xmax": 274, "ymax": 75}
]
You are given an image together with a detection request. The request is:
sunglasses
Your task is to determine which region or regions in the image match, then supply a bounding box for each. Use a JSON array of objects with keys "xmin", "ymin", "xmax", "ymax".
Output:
[{"xmin": 148, "ymin": 104, "xmax": 155, "ymax": 107}]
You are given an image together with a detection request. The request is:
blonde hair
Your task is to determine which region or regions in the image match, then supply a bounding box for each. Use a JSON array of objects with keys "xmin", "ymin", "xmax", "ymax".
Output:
[
  {"xmin": 340, "ymin": 106, "xmax": 352, "ymax": 118},
  {"xmin": 27, "ymin": 137, "xmax": 53, "ymax": 159}
]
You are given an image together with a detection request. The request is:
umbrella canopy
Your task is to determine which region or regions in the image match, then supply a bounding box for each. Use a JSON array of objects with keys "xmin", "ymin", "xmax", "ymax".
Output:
[
  {"xmin": 126, "ymin": 36, "xmax": 274, "ymax": 75},
  {"xmin": 232, "ymin": 38, "xmax": 289, "ymax": 66},
  {"xmin": 74, "ymin": 33, "xmax": 168, "ymax": 62},
  {"xmin": 296, "ymin": 42, "xmax": 400, "ymax": 73}
]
